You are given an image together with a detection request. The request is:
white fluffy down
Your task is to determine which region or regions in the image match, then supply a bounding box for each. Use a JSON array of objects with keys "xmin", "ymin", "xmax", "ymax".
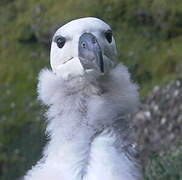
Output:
[
  {"xmin": 24, "ymin": 17, "xmax": 142, "ymax": 180},
  {"xmin": 24, "ymin": 64, "xmax": 142, "ymax": 180}
]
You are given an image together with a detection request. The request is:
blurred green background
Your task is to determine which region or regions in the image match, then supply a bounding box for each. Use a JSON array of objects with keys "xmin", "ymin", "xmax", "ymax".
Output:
[{"xmin": 0, "ymin": 0, "xmax": 181, "ymax": 179}]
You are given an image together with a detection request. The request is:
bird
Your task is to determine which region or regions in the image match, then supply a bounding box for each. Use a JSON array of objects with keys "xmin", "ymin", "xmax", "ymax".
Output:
[{"xmin": 24, "ymin": 17, "xmax": 142, "ymax": 180}]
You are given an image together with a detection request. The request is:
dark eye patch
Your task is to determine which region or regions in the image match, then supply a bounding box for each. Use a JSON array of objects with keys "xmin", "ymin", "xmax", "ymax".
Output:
[
  {"xmin": 105, "ymin": 30, "xmax": 112, "ymax": 43},
  {"xmin": 54, "ymin": 35, "xmax": 66, "ymax": 48}
]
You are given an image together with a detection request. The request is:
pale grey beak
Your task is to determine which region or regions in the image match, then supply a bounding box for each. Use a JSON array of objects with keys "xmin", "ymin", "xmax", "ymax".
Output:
[{"xmin": 78, "ymin": 33, "xmax": 104, "ymax": 73}]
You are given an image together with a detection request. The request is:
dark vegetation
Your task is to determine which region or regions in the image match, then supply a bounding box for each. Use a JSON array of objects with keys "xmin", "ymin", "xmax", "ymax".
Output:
[
  {"xmin": 0, "ymin": 0, "xmax": 181, "ymax": 179},
  {"xmin": 133, "ymin": 79, "xmax": 182, "ymax": 180}
]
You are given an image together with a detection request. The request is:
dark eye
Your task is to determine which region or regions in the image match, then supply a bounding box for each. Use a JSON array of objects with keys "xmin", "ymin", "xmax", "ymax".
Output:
[
  {"xmin": 105, "ymin": 30, "xmax": 112, "ymax": 43},
  {"xmin": 55, "ymin": 36, "xmax": 66, "ymax": 48}
]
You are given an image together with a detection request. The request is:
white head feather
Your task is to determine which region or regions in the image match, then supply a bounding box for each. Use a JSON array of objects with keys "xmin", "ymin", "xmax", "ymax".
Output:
[{"xmin": 50, "ymin": 17, "xmax": 117, "ymax": 79}]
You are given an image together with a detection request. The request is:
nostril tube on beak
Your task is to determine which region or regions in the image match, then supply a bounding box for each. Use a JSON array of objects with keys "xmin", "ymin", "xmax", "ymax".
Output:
[
  {"xmin": 81, "ymin": 42, "xmax": 87, "ymax": 48},
  {"xmin": 78, "ymin": 33, "xmax": 104, "ymax": 73}
]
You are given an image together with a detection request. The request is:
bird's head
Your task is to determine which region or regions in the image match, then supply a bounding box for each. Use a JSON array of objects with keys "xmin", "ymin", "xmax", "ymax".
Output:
[{"xmin": 50, "ymin": 17, "xmax": 117, "ymax": 79}]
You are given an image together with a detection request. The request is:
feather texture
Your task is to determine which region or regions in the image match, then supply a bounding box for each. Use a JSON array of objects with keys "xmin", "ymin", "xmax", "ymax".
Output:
[{"xmin": 24, "ymin": 64, "xmax": 142, "ymax": 180}]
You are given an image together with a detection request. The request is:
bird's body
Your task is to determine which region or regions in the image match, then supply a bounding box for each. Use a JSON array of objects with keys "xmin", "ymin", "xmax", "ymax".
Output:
[{"xmin": 24, "ymin": 17, "xmax": 142, "ymax": 180}]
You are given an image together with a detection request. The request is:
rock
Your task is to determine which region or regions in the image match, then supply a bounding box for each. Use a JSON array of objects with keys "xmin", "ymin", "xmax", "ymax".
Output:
[{"xmin": 133, "ymin": 78, "xmax": 182, "ymax": 159}]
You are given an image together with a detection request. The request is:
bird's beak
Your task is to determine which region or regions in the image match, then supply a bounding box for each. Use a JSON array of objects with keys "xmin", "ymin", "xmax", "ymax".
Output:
[{"xmin": 78, "ymin": 33, "xmax": 104, "ymax": 73}]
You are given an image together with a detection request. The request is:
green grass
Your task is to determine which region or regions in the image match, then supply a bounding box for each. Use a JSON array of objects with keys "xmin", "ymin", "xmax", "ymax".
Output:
[
  {"xmin": 144, "ymin": 145, "xmax": 182, "ymax": 180},
  {"xmin": 0, "ymin": 0, "xmax": 182, "ymax": 179}
]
